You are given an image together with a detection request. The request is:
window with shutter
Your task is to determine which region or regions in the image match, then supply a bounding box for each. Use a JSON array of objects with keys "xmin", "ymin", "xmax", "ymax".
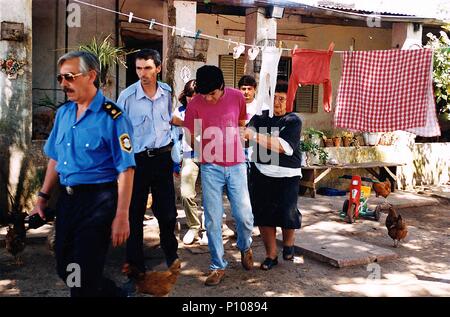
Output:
[
  {"xmin": 219, "ymin": 55, "xmax": 245, "ymax": 88},
  {"xmin": 219, "ymin": 55, "xmax": 318, "ymax": 113},
  {"xmin": 295, "ymin": 85, "xmax": 319, "ymax": 113},
  {"xmin": 219, "ymin": 55, "xmax": 234, "ymax": 88},
  {"xmin": 235, "ymin": 57, "xmax": 245, "ymax": 87},
  {"xmin": 278, "ymin": 57, "xmax": 319, "ymax": 113}
]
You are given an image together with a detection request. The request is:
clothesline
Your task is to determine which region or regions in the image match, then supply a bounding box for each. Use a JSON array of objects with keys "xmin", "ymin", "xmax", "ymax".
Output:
[{"xmin": 73, "ymin": 0, "xmax": 449, "ymax": 55}]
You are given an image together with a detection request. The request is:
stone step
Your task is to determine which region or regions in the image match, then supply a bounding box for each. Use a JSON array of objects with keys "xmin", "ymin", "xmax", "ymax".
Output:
[{"xmin": 282, "ymin": 221, "xmax": 398, "ymax": 268}]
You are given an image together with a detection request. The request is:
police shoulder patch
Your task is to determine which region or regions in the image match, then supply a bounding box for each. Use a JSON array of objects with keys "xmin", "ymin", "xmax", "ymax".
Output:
[
  {"xmin": 103, "ymin": 102, "xmax": 123, "ymax": 120},
  {"xmin": 119, "ymin": 133, "xmax": 132, "ymax": 153}
]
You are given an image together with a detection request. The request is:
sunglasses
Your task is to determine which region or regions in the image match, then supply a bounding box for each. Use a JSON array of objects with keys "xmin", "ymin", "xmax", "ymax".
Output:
[{"xmin": 57, "ymin": 72, "xmax": 84, "ymax": 83}]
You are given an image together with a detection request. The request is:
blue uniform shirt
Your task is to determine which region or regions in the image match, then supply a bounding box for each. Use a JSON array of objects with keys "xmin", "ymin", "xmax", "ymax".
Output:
[
  {"xmin": 44, "ymin": 90, "xmax": 136, "ymax": 186},
  {"xmin": 117, "ymin": 81, "xmax": 172, "ymax": 153}
]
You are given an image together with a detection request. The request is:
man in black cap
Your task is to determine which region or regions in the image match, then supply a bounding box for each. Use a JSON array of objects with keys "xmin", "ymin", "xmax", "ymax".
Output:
[{"xmin": 184, "ymin": 65, "xmax": 254, "ymax": 286}]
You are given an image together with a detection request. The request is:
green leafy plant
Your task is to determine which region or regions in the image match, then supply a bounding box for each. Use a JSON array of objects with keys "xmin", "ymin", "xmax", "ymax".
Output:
[
  {"xmin": 78, "ymin": 34, "xmax": 136, "ymax": 87},
  {"xmin": 300, "ymin": 140, "xmax": 315, "ymax": 153},
  {"xmin": 304, "ymin": 127, "xmax": 324, "ymax": 138},
  {"xmin": 300, "ymin": 140, "xmax": 329, "ymax": 164},
  {"xmin": 426, "ymin": 24, "xmax": 450, "ymax": 120},
  {"xmin": 33, "ymin": 93, "xmax": 64, "ymax": 112},
  {"xmin": 322, "ymin": 129, "xmax": 333, "ymax": 139},
  {"xmin": 342, "ymin": 131, "xmax": 354, "ymax": 139}
]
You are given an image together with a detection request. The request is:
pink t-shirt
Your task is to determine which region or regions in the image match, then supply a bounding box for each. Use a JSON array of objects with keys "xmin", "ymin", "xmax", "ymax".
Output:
[{"xmin": 184, "ymin": 87, "xmax": 247, "ymax": 166}]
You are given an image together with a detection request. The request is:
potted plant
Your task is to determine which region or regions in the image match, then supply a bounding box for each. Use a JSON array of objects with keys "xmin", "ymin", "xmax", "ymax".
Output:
[
  {"xmin": 300, "ymin": 140, "xmax": 329, "ymax": 165},
  {"xmin": 342, "ymin": 131, "xmax": 354, "ymax": 147},
  {"xmin": 300, "ymin": 140, "xmax": 313, "ymax": 166},
  {"xmin": 304, "ymin": 127, "xmax": 324, "ymax": 146},
  {"xmin": 332, "ymin": 130, "xmax": 342, "ymax": 147},
  {"xmin": 78, "ymin": 34, "xmax": 136, "ymax": 88},
  {"xmin": 322, "ymin": 130, "xmax": 334, "ymax": 147},
  {"xmin": 362, "ymin": 132, "xmax": 381, "ymax": 146}
]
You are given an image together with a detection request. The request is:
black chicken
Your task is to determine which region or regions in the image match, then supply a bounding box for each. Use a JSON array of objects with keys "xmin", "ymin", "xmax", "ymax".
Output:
[{"xmin": 5, "ymin": 211, "xmax": 27, "ymax": 265}]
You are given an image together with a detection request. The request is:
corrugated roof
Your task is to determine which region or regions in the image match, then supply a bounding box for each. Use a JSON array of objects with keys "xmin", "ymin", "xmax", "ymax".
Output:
[
  {"xmin": 287, "ymin": 0, "xmax": 450, "ymax": 20},
  {"xmin": 199, "ymin": 0, "xmax": 450, "ymax": 21}
]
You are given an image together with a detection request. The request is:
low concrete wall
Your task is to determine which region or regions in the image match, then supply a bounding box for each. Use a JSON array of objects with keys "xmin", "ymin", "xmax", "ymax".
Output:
[
  {"xmin": 317, "ymin": 143, "xmax": 450, "ymax": 191},
  {"xmin": 399, "ymin": 142, "xmax": 450, "ymax": 189}
]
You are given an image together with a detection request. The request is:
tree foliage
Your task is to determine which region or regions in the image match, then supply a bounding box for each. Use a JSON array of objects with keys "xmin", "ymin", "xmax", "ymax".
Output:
[{"xmin": 426, "ymin": 25, "xmax": 450, "ymax": 120}]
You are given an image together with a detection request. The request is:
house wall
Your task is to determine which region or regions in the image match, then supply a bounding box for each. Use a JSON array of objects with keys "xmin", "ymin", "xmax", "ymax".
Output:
[
  {"xmin": 0, "ymin": 0, "xmax": 33, "ymax": 219},
  {"xmin": 196, "ymin": 13, "xmax": 392, "ymax": 132},
  {"xmin": 1, "ymin": 1, "xmax": 444, "ymax": 217},
  {"xmin": 313, "ymin": 142, "xmax": 450, "ymax": 191},
  {"xmin": 32, "ymin": 0, "xmax": 118, "ymax": 107}
]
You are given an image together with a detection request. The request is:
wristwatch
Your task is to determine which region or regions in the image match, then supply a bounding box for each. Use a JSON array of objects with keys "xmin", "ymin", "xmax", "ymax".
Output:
[{"xmin": 37, "ymin": 191, "xmax": 50, "ymax": 201}]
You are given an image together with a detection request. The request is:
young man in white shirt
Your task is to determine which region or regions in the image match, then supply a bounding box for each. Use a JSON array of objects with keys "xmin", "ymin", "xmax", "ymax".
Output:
[{"xmin": 238, "ymin": 75, "xmax": 257, "ymax": 124}]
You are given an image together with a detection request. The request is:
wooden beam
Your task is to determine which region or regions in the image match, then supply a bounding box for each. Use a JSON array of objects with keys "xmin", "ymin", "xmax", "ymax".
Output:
[
  {"xmin": 382, "ymin": 166, "xmax": 397, "ymax": 181},
  {"xmin": 300, "ymin": 16, "xmax": 392, "ymax": 29},
  {"xmin": 365, "ymin": 167, "xmax": 380, "ymax": 180},
  {"xmin": 314, "ymin": 168, "xmax": 332, "ymax": 184},
  {"xmin": 197, "ymin": 3, "xmax": 246, "ymax": 16},
  {"xmin": 224, "ymin": 28, "xmax": 308, "ymax": 41}
]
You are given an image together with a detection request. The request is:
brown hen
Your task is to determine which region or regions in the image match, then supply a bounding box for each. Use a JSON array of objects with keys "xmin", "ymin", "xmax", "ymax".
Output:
[
  {"xmin": 5, "ymin": 212, "xmax": 27, "ymax": 265},
  {"xmin": 373, "ymin": 179, "xmax": 391, "ymax": 199},
  {"xmin": 124, "ymin": 259, "xmax": 181, "ymax": 297},
  {"xmin": 385, "ymin": 205, "xmax": 408, "ymax": 247}
]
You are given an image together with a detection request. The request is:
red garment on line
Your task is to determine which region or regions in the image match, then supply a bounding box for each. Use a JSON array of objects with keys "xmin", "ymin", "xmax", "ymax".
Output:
[{"xmin": 286, "ymin": 43, "xmax": 334, "ymax": 113}]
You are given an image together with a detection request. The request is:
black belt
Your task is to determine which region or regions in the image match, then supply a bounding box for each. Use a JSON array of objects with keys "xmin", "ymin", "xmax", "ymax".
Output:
[
  {"xmin": 61, "ymin": 181, "xmax": 117, "ymax": 195},
  {"xmin": 137, "ymin": 142, "xmax": 173, "ymax": 158}
]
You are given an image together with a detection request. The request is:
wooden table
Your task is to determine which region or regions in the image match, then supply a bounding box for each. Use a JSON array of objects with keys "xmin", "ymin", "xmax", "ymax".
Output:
[{"xmin": 299, "ymin": 161, "xmax": 405, "ymax": 198}]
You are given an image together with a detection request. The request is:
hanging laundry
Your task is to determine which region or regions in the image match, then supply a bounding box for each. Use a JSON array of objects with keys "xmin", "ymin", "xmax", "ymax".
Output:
[
  {"xmin": 255, "ymin": 46, "xmax": 282, "ymax": 118},
  {"xmin": 406, "ymin": 80, "xmax": 441, "ymax": 137},
  {"xmin": 402, "ymin": 45, "xmax": 441, "ymax": 137},
  {"xmin": 286, "ymin": 42, "xmax": 334, "ymax": 113},
  {"xmin": 334, "ymin": 49, "xmax": 433, "ymax": 132}
]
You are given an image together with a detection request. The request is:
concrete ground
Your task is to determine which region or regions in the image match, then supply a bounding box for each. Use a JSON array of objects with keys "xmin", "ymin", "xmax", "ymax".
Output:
[{"xmin": 0, "ymin": 186, "xmax": 449, "ymax": 297}]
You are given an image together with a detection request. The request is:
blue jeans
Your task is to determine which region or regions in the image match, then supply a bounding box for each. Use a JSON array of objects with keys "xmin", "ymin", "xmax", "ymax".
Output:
[{"xmin": 200, "ymin": 163, "xmax": 254, "ymax": 270}]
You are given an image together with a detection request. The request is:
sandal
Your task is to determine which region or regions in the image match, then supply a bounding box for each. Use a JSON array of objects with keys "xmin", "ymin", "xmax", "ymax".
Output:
[
  {"xmin": 283, "ymin": 246, "xmax": 295, "ymax": 261},
  {"xmin": 260, "ymin": 257, "xmax": 278, "ymax": 270}
]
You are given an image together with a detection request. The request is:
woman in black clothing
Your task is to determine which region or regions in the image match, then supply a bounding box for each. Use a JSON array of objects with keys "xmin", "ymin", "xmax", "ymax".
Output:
[{"xmin": 243, "ymin": 81, "xmax": 302, "ymax": 270}]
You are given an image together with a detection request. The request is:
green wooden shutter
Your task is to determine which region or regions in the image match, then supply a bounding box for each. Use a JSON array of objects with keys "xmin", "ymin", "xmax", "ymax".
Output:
[
  {"xmin": 295, "ymin": 85, "xmax": 319, "ymax": 113},
  {"xmin": 219, "ymin": 54, "xmax": 245, "ymax": 88},
  {"xmin": 234, "ymin": 57, "xmax": 245, "ymax": 87},
  {"xmin": 219, "ymin": 55, "xmax": 235, "ymax": 88}
]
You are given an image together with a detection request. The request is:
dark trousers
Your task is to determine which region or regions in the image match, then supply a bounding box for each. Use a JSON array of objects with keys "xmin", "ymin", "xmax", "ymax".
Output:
[
  {"xmin": 55, "ymin": 184, "xmax": 125, "ymax": 297},
  {"xmin": 126, "ymin": 151, "xmax": 178, "ymax": 271}
]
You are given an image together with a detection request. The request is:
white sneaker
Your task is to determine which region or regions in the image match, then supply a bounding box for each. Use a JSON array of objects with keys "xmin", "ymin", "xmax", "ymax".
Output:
[
  {"xmin": 183, "ymin": 228, "xmax": 199, "ymax": 245},
  {"xmin": 199, "ymin": 232, "xmax": 209, "ymax": 246}
]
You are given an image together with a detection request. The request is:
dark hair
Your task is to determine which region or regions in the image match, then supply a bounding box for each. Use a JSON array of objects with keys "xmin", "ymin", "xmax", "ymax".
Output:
[
  {"xmin": 178, "ymin": 79, "xmax": 196, "ymax": 106},
  {"xmin": 238, "ymin": 75, "xmax": 257, "ymax": 88},
  {"xmin": 135, "ymin": 49, "xmax": 161, "ymax": 67},
  {"xmin": 58, "ymin": 51, "xmax": 100, "ymax": 88},
  {"xmin": 195, "ymin": 65, "xmax": 225, "ymax": 94},
  {"xmin": 275, "ymin": 80, "xmax": 289, "ymax": 94}
]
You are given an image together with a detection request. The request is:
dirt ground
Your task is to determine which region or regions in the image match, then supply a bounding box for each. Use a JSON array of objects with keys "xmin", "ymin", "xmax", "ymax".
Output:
[{"xmin": 1, "ymin": 192, "xmax": 449, "ymax": 297}]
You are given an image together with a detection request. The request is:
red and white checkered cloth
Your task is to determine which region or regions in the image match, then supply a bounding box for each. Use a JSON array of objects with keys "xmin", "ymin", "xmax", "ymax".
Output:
[
  {"xmin": 405, "ymin": 48, "xmax": 441, "ymax": 137},
  {"xmin": 335, "ymin": 49, "xmax": 435, "ymax": 133}
]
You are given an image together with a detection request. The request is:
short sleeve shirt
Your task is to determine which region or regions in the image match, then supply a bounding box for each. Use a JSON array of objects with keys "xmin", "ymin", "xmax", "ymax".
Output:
[
  {"xmin": 44, "ymin": 90, "xmax": 136, "ymax": 186},
  {"xmin": 184, "ymin": 87, "xmax": 247, "ymax": 166}
]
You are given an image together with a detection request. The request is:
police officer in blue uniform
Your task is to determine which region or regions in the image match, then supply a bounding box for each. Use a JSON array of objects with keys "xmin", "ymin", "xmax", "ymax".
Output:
[
  {"xmin": 117, "ymin": 49, "xmax": 179, "ymax": 276},
  {"xmin": 31, "ymin": 51, "xmax": 135, "ymax": 297}
]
